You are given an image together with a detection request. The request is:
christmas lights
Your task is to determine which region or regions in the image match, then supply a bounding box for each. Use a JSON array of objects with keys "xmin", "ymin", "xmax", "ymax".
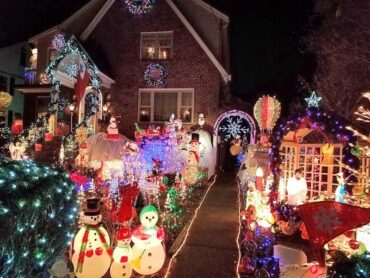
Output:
[
  {"xmin": 0, "ymin": 159, "xmax": 77, "ymax": 276},
  {"xmin": 124, "ymin": 0, "xmax": 156, "ymax": 15},
  {"xmin": 144, "ymin": 63, "xmax": 167, "ymax": 87},
  {"xmin": 269, "ymin": 108, "xmax": 359, "ymax": 209}
]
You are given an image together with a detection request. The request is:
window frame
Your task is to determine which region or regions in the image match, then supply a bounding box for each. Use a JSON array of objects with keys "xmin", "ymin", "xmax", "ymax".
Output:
[
  {"xmin": 47, "ymin": 47, "xmax": 58, "ymax": 65},
  {"xmin": 138, "ymin": 88, "xmax": 194, "ymax": 123},
  {"xmin": 140, "ymin": 31, "xmax": 173, "ymax": 60}
]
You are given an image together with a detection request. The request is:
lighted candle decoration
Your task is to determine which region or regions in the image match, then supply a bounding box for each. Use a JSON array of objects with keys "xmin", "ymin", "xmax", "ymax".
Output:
[
  {"xmin": 256, "ymin": 167, "xmax": 264, "ymax": 192},
  {"xmin": 162, "ymin": 50, "xmax": 167, "ymax": 59}
]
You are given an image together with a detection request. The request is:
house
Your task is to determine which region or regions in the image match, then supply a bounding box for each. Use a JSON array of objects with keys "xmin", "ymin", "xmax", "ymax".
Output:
[
  {"xmin": 10, "ymin": 0, "xmax": 260, "ymax": 172},
  {"xmin": 0, "ymin": 42, "xmax": 28, "ymax": 126},
  {"xmin": 15, "ymin": 0, "xmax": 231, "ymax": 138}
]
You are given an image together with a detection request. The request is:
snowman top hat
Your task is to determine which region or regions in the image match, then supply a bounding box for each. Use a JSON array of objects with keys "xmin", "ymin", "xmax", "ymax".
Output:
[
  {"xmin": 117, "ymin": 227, "xmax": 131, "ymax": 240},
  {"xmin": 189, "ymin": 133, "xmax": 200, "ymax": 144},
  {"xmin": 84, "ymin": 198, "xmax": 101, "ymax": 216}
]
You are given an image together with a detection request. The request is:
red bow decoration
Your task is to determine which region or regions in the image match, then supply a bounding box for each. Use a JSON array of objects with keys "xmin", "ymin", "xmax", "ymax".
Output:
[{"xmin": 298, "ymin": 201, "xmax": 370, "ymax": 266}]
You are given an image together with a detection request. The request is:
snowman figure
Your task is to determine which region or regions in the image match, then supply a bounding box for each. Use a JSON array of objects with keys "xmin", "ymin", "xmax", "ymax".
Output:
[
  {"xmin": 131, "ymin": 205, "xmax": 165, "ymax": 275},
  {"xmin": 110, "ymin": 227, "xmax": 133, "ymax": 278},
  {"xmin": 183, "ymin": 133, "xmax": 201, "ymax": 185},
  {"xmin": 71, "ymin": 198, "xmax": 112, "ymax": 278},
  {"xmin": 107, "ymin": 116, "xmax": 119, "ymax": 139}
]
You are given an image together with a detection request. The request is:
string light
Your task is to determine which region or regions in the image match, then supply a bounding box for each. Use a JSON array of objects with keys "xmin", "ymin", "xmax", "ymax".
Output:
[
  {"xmin": 236, "ymin": 180, "xmax": 242, "ymax": 278},
  {"xmin": 0, "ymin": 159, "xmax": 77, "ymax": 276},
  {"xmin": 164, "ymin": 175, "xmax": 217, "ymax": 278}
]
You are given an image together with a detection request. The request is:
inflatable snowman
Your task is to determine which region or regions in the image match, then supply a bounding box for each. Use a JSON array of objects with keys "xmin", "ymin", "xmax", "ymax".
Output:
[
  {"xmin": 71, "ymin": 198, "xmax": 112, "ymax": 278},
  {"xmin": 131, "ymin": 205, "xmax": 165, "ymax": 275},
  {"xmin": 110, "ymin": 227, "xmax": 133, "ymax": 278}
]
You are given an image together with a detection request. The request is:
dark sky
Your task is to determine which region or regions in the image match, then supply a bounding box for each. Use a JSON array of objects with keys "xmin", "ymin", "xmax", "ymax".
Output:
[{"xmin": 0, "ymin": 0, "xmax": 316, "ymax": 107}]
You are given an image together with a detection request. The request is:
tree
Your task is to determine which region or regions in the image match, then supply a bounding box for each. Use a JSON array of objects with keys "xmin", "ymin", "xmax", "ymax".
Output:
[{"xmin": 306, "ymin": 0, "xmax": 370, "ymax": 120}]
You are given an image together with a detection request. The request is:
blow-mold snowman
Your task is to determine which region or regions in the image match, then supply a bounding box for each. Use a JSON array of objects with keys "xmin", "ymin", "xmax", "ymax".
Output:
[
  {"xmin": 131, "ymin": 205, "xmax": 165, "ymax": 275},
  {"xmin": 71, "ymin": 198, "xmax": 112, "ymax": 278},
  {"xmin": 110, "ymin": 227, "xmax": 133, "ymax": 278}
]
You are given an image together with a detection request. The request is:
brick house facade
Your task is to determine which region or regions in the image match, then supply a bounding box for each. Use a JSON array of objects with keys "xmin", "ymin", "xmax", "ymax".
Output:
[{"xmin": 84, "ymin": 0, "xmax": 230, "ymax": 137}]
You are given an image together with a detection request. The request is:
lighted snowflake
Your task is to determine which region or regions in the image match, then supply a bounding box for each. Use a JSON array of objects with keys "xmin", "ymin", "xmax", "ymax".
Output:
[
  {"xmin": 59, "ymin": 55, "xmax": 85, "ymax": 79},
  {"xmin": 313, "ymin": 207, "xmax": 341, "ymax": 235},
  {"xmin": 220, "ymin": 117, "xmax": 249, "ymax": 141}
]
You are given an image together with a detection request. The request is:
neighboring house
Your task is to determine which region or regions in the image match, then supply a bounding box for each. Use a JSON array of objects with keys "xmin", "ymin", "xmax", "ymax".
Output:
[{"xmin": 0, "ymin": 42, "xmax": 28, "ymax": 126}]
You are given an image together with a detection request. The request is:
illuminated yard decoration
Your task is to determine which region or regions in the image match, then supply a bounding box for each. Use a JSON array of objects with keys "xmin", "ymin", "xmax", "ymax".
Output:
[
  {"xmin": 269, "ymin": 107, "xmax": 359, "ymax": 210},
  {"xmin": 124, "ymin": 0, "xmax": 156, "ymax": 15},
  {"xmin": 219, "ymin": 116, "xmax": 250, "ymax": 141},
  {"xmin": 253, "ymin": 95, "xmax": 281, "ymax": 133},
  {"xmin": 0, "ymin": 159, "xmax": 77, "ymax": 276}
]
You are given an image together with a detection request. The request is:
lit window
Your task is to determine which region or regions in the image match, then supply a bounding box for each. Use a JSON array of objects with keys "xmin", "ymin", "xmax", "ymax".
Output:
[
  {"xmin": 141, "ymin": 32, "xmax": 173, "ymax": 60},
  {"xmin": 138, "ymin": 89, "xmax": 194, "ymax": 123}
]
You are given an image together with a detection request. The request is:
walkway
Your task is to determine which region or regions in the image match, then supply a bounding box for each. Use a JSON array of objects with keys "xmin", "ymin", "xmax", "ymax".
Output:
[{"xmin": 166, "ymin": 174, "xmax": 240, "ymax": 278}]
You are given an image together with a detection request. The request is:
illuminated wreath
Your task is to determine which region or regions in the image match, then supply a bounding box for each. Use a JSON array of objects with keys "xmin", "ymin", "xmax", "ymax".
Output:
[
  {"xmin": 124, "ymin": 0, "xmax": 156, "ymax": 15},
  {"xmin": 144, "ymin": 63, "xmax": 167, "ymax": 87}
]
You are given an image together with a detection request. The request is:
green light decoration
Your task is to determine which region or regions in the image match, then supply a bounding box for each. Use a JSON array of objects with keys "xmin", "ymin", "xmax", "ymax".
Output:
[
  {"xmin": 305, "ymin": 91, "xmax": 322, "ymax": 108},
  {"xmin": 0, "ymin": 159, "xmax": 78, "ymax": 276},
  {"xmin": 327, "ymin": 252, "xmax": 370, "ymax": 278},
  {"xmin": 162, "ymin": 188, "xmax": 183, "ymax": 233}
]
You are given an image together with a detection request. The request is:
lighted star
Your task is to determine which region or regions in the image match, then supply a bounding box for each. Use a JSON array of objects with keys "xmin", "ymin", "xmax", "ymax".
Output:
[{"xmin": 305, "ymin": 91, "xmax": 322, "ymax": 108}]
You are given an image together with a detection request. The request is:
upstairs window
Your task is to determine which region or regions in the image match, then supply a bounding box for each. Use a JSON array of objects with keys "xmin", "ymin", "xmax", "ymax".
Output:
[{"xmin": 141, "ymin": 32, "xmax": 173, "ymax": 60}]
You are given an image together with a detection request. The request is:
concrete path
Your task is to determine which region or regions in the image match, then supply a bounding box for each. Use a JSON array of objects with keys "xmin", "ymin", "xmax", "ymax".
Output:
[{"xmin": 166, "ymin": 174, "xmax": 239, "ymax": 278}]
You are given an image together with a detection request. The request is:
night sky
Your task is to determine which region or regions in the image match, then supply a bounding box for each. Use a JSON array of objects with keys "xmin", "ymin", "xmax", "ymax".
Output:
[{"xmin": 0, "ymin": 0, "xmax": 316, "ymax": 108}]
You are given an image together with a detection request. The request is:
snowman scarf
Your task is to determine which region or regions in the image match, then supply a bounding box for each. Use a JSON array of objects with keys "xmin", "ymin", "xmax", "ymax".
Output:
[{"xmin": 76, "ymin": 226, "xmax": 112, "ymax": 273}]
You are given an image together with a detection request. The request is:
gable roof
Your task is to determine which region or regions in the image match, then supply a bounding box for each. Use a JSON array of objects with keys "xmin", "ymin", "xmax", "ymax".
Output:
[
  {"xmin": 191, "ymin": 0, "xmax": 229, "ymax": 23},
  {"xmin": 79, "ymin": 0, "xmax": 231, "ymax": 83},
  {"xmin": 28, "ymin": 0, "xmax": 105, "ymax": 44},
  {"xmin": 47, "ymin": 35, "xmax": 114, "ymax": 89},
  {"xmin": 27, "ymin": 0, "xmax": 231, "ymax": 83}
]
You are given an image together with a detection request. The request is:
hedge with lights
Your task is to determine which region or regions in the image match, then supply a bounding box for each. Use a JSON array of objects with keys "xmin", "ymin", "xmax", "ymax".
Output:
[
  {"xmin": 0, "ymin": 159, "xmax": 77, "ymax": 277},
  {"xmin": 269, "ymin": 107, "xmax": 360, "ymax": 210}
]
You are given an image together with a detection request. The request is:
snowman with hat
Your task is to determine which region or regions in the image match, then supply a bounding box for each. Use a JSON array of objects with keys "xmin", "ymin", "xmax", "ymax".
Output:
[
  {"xmin": 71, "ymin": 197, "xmax": 112, "ymax": 278},
  {"xmin": 130, "ymin": 205, "xmax": 166, "ymax": 275},
  {"xmin": 110, "ymin": 227, "xmax": 133, "ymax": 278},
  {"xmin": 183, "ymin": 133, "xmax": 201, "ymax": 186}
]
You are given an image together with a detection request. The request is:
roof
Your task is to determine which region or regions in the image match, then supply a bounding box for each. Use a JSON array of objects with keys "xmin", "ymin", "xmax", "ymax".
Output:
[
  {"xmin": 80, "ymin": 0, "xmax": 231, "ymax": 83},
  {"xmin": 27, "ymin": 0, "xmax": 231, "ymax": 83}
]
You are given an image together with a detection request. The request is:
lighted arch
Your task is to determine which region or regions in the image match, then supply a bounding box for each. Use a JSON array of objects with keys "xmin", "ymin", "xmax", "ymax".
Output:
[
  {"xmin": 210, "ymin": 110, "xmax": 257, "ymax": 176},
  {"xmin": 213, "ymin": 110, "xmax": 257, "ymax": 143}
]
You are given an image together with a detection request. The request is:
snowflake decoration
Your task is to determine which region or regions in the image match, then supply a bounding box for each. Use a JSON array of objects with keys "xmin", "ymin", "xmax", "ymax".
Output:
[
  {"xmin": 305, "ymin": 91, "xmax": 322, "ymax": 108},
  {"xmin": 313, "ymin": 207, "xmax": 341, "ymax": 235},
  {"xmin": 220, "ymin": 117, "xmax": 249, "ymax": 141},
  {"xmin": 124, "ymin": 0, "xmax": 156, "ymax": 15},
  {"xmin": 51, "ymin": 33, "xmax": 66, "ymax": 49}
]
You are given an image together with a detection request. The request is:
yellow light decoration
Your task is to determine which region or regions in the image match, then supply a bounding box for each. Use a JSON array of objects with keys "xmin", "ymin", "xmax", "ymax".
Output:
[
  {"xmin": 102, "ymin": 160, "xmax": 124, "ymax": 180},
  {"xmin": 0, "ymin": 91, "xmax": 12, "ymax": 111}
]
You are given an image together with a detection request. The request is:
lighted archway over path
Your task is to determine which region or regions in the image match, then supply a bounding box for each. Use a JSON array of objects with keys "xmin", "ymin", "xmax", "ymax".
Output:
[{"xmin": 210, "ymin": 110, "xmax": 257, "ymax": 176}]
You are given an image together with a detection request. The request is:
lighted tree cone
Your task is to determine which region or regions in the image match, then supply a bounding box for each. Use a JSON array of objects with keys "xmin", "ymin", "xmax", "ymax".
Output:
[
  {"xmin": 71, "ymin": 198, "xmax": 112, "ymax": 278},
  {"xmin": 131, "ymin": 205, "xmax": 166, "ymax": 275},
  {"xmin": 110, "ymin": 228, "xmax": 133, "ymax": 278}
]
